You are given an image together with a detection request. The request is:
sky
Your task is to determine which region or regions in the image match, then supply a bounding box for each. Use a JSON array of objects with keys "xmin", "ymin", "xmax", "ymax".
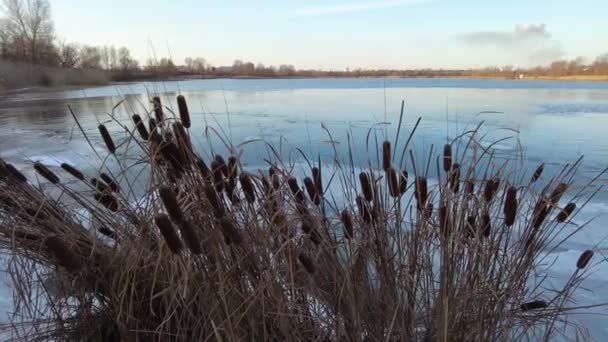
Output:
[{"xmin": 51, "ymin": 0, "xmax": 608, "ymax": 70}]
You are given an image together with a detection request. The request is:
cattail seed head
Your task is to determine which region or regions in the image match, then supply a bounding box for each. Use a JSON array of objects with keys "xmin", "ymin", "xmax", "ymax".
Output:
[
  {"xmin": 226, "ymin": 156, "xmax": 238, "ymax": 195},
  {"xmin": 399, "ymin": 170, "xmax": 408, "ymax": 194},
  {"xmin": 303, "ymin": 177, "xmax": 320, "ymax": 205},
  {"xmin": 450, "ymin": 164, "xmax": 460, "ymax": 193},
  {"xmin": 359, "ymin": 172, "xmax": 374, "ymax": 202},
  {"xmin": 219, "ymin": 218, "xmax": 242, "ymax": 245},
  {"xmin": 549, "ymin": 183, "xmax": 568, "ymax": 206},
  {"xmin": 159, "ymin": 186, "xmax": 184, "ymax": 223},
  {"xmin": 211, "ymin": 160, "xmax": 225, "ymax": 192},
  {"xmin": 172, "ymin": 122, "xmax": 192, "ymax": 157},
  {"xmin": 415, "ymin": 176, "xmax": 428, "ymax": 210},
  {"xmin": 577, "ymin": 250, "xmax": 593, "ymax": 269},
  {"xmin": 504, "ymin": 186, "xmax": 518, "ymax": 226},
  {"xmin": 520, "ymin": 300, "xmax": 547, "ymax": 311},
  {"xmin": 532, "ymin": 200, "xmax": 549, "ymax": 229},
  {"xmin": 356, "ymin": 196, "xmax": 372, "ymax": 223},
  {"xmin": 311, "ymin": 166, "xmax": 323, "ymax": 195},
  {"xmin": 239, "ymin": 173, "xmax": 256, "ymax": 204},
  {"xmin": 301, "ymin": 218, "xmax": 322, "ymax": 245},
  {"xmin": 44, "ymin": 236, "xmax": 82, "ymax": 272},
  {"xmin": 214, "ymin": 155, "xmax": 229, "ymax": 177},
  {"xmin": 34, "ymin": 162, "xmax": 59, "ymax": 184},
  {"xmin": 466, "ymin": 215, "xmax": 477, "ymax": 237},
  {"xmin": 556, "ymin": 202, "xmax": 576, "ymax": 222},
  {"xmin": 152, "ymin": 96, "xmax": 164, "ymax": 124},
  {"xmin": 465, "ymin": 179, "xmax": 475, "ymax": 194},
  {"xmin": 484, "ymin": 178, "xmax": 500, "ymax": 202},
  {"xmin": 195, "ymin": 157, "xmax": 211, "ymax": 179},
  {"xmin": 148, "ymin": 117, "xmax": 158, "ymax": 133},
  {"xmin": 94, "ymin": 192, "xmax": 118, "ymax": 212},
  {"xmin": 154, "ymin": 214, "xmax": 183, "ymax": 254},
  {"xmin": 178, "ymin": 220, "xmax": 202, "ymax": 255},
  {"xmin": 100, "ymin": 173, "xmax": 119, "ymax": 192},
  {"xmin": 439, "ymin": 206, "xmax": 449, "ymax": 239},
  {"xmin": 288, "ymin": 177, "xmax": 305, "ymax": 203},
  {"xmin": 298, "ymin": 253, "xmax": 316, "ymax": 274},
  {"xmin": 481, "ymin": 211, "xmax": 491, "ymax": 237},
  {"xmin": 91, "ymin": 178, "xmax": 110, "ymax": 193},
  {"xmin": 443, "ymin": 144, "xmax": 452, "ymax": 172},
  {"xmin": 204, "ymin": 185, "xmax": 225, "ymax": 218},
  {"xmin": 5, "ymin": 163, "xmax": 27, "ymax": 183},
  {"xmin": 531, "ymin": 163, "xmax": 544, "ymax": 183},
  {"xmin": 98, "ymin": 226, "xmax": 116, "ymax": 239},
  {"xmin": 382, "ymin": 141, "xmax": 391, "ymax": 171},
  {"xmin": 132, "ymin": 114, "xmax": 150, "ymax": 140},
  {"xmin": 98, "ymin": 124, "xmax": 116, "ymax": 154},
  {"xmin": 176, "ymin": 95, "xmax": 191, "ymax": 128},
  {"xmin": 386, "ymin": 167, "xmax": 400, "ymax": 197},
  {"xmin": 60, "ymin": 163, "xmax": 84, "ymax": 181},
  {"xmin": 341, "ymin": 209, "xmax": 354, "ymax": 239}
]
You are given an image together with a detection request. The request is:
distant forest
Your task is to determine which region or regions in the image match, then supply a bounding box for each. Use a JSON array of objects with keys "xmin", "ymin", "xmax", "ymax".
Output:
[{"xmin": 1, "ymin": 0, "xmax": 608, "ymax": 88}]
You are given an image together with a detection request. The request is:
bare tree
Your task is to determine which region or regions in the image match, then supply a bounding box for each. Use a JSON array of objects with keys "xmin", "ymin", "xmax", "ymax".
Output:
[
  {"xmin": 118, "ymin": 46, "xmax": 137, "ymax": 71},
  {"xmin": 2, "ymin": 0, "xmax": 55, "ymax": 64},
  {"xmin": 58, "ymin": 40, "xmax": 78, "ymax": 68},
  {"xmin": 78, "ymin": 45, "xmax": 101, "ymax": 69}
]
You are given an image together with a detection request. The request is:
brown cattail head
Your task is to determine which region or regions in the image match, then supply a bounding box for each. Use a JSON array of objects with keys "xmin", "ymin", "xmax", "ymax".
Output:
[
  {"xmin": 301, "ymin": 218, "xmax": 322, "ymax": 245},
  {"xmin": 219, "ymin": 218, "xmax": 242, "ymax": 245},
  {"xmin": 91, "ymin": 178, "xmax": 110, "ymax": 193},
  {"xmin": 298, "ymin": 253, "xmax": 316, "ymax": 274},
  {"xmin": 386, "ymin": 167, "xmax": 400, "ymax": 197},
  {"xmin": 98, "ymin": 226, "xmax": 116, "ymax": 239},
  {"xmin": 204, "ymin": 185, "xmax": 225, "ymax": 218},
  {"xmin": 532, "ymin": 200, "xmax": 550, "ymax": 229},
  {"xmin": 399, "ymin": 170, "xmax": 408, "ymax": 194},
  {"xmin": 152, "ymin": 96, "xmax": 163, "ymax": 124},
  {"xmin": 148, "ymin": 117, "xmax": 158, "ymax": 133},
  {"xmin": 98, "ymin": 124, "xmax": 116, "ymax": 154},
  {"xmin": 44, "ymin": 236, "xmax": 82, "ymax": 272},
  {"xmin": 557, "ymin": 202, "xmax": 576, "ymax": 222},
  {"xmin": 450, "ymin": 164, "xmax": 460, "ymax": 193},
  {"xmin": 225, "ymin": 156, "xmax": 238, "ymax": 197},
  {"xmin": 465, "ymin": 179, "xmax": 475, "ymax": 194},
  {"xmin": 5, "ymin": 163, "xmax": 27, "ymax": 183},
  {"xmin": 172, "ymin": 122, "xmax": 192, "ymax": 156},
  {"xmin": 94, "ymin": 192, "xmax": 118, "ymax": 212},
  {"xmin": 466, "ymin": 215, "xmax": 477, "ymax": 237},
  {"xmin": 210, "ymin": 160, "xmax": 225, "ymax": 192},
  {"xmin": 195, "ymin": 157, "xmax": 211, "ymax": 179},
  {"xmin": 439, "ymin": 206, "xmax": 449, "ymax": 239},
  {"xmin": 288, "ymin": 177, "xmax": 305, "ymax": 203},
  {"xmin": 415, "ymin": 176, "xmax": 428, "ymax": 210},
  {"xmin": 577, "ymin": 250, "xmax": 593, "ymax": 269},
  {"xmin": 531, "ymin": 163, "xmax": 544, "ymax": 183},
  {"xmin": 311, "ymin": 166, "xmax": 323, "ymax": 195},
  {"xmin": 239, "ymin": 173, "xmax": 256, "ymax": 204},
  {"xmin": 34, "ymin": 162, "xmax": 59, "ymax": 184},
  {"xmin": 481, "ymin": 211, "xmax": 491, "ymax": 237},
  {"xmin": 176, "ymin": 95, "xmax": 191, "ymax": 128},
  {"xmin": 100, "ymin": 173, "xmax": 119, "ymax": 192},
  {"xmin": 303, "ymin": 177, "xmax": 320, "ymax": 205},
  {"xmin": 359, "ymin": 172, "xmax": 374, "ymax": 202},
  {"xmin": 60, "ymin": 163, "xmax": 84, "ymax": 181},
  {"xmin": 341, "ymin": 209, "xmax": 354, "ymax": 239},
  {"xmin": 484, "ymin": 178, "xmax": 500, "ymax": 202},
  {"xmin": 178, "ymin": 220, "xmax": 202, "ymax": 255},
  {"xmin": 504, "ymin": 186, "xmax": 518, "ymax": 226},
  {"xmin": 549, "ymin": 183, "xmax": 568, "ymax": 206},
  {"xmin": 520, "ymin": 300, "xmax": 547, "ymax": 311},
  {"xmin": 132, "ymin": 114, "xmax": 150, "ymax": 140},
  {"xmin": 154, "ymin": 214, "xmax": 183, "ymax": 254},
  {"xmin": 382, "ymin": 141, "xmax": 391, "ymax": 171},
  {"xmin": 443, "ymin": 144, "xmax": 452, "ymax": 172},
  {"xmin": 214, "ymin": 155, "xmax": 229, "ymax": 177},
  {"xmin": 356, "ymin": 196, "xmax": 372, "ymax": 223},
  {"xmin": 159, "ymin": 186, "xmax": 184, "ymax": 222}
]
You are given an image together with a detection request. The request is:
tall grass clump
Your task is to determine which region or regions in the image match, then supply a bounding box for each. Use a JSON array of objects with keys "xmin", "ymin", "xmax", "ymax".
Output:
[{"xmin": 0, "ymin": 96, "xmax": 605, "ymax": 341}]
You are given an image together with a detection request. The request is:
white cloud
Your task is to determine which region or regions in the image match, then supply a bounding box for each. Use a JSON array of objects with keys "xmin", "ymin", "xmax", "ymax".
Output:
[{"xmin": 284, "ymin": 0, "xmax": 431, "ymax": 16}]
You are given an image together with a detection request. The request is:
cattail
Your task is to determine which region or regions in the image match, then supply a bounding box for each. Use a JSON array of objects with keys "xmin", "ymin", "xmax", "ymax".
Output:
[
  {"xmin": 211, "ymin": 160, "xmax": 224, "ymax": 192},
  {"xmin": 148, "ymin": 117, "xmax": 158, "ymax": 133},
  {"xmin": 214, "ymin": 155, "xmax": 229, "ymax": 177},
  {"xmin": 424, "ymin": 203, "xmax": 434, "ymax": 219},
  {"xmin": 195, "ymin": 157, "xmax": 211, "ymax": 179},
  {"xmin": 532, "ymin": 200, "xmax": 549, "ymax": 229},
  {"xmin": 94, "ymin": 192, "xmax": 118, "ymax": 212},
  {"xmin": 356, "ymin": 196, "xmax": 372, "ymax": 223},
  {"xmin": 484, "ymin": 178, "xmax": 499, "ymax": 202},
  {"xmin": 311, "ymin": 166, "xmax": 323, "ymax": 195},
  {"xmin": 5, "ymin": 163, "xmax": 26, "ymax": 183},
  {"xmin": 465, "ymin": 179, "xmax": 475, "ymax": 194},
  {"xmin": 399, "ymin": 170, "xmax": 408, "ymax": 194},
  {"xmin": 204, "ymin": 185, "xmax": 225, "ymax": 218},
  {"xmin": 34, "ymin": 162, "xmax": 59, "ymax": 184},
  {"xmin": 415, "ymin": 176, "xmax": 428, "ymax": 210},
  {"xmin": 288, "ymin": 177, "xmax": 305, "ymax": 203},
  {"xmin": 98, "ymin": 124, "xmax": 116, "ymax": 154},
  {"xmin": 504, "ymin": 186, "xmax": 517, "ymax": 226},
  {"xmin": 98, "ymin": 226, "xmax": 116, "ymax": 239},
  {"xmin": 466, "ymin": 215, "xmax": 477, "ymax": 237},
  {"xmin": 44, "ymin": 236, "xmax": 82, "ymax": 272},
  {"xmin": 443, "ymin": 144, "xmax": 452, "ymax": 172},
  {"xmin": 549, "ymin": 183, "xmax": 568, "ymax": 206},
  {"xmin": 176, "ymin": 95, "xmax": 191, "ymax": 128},
  {"xmin": 298, "ymin": 253, "xmax": 316, "ymax": 274},
  {"xmin": 159, "ymin": 186, "xmax": 184, "ymax": 223},
  {"xmin": 481, "ymin": 211, "xmax": 491, "ymax": 237},
  {"xmin": 152, "ymin": 96, "xmax": 163, "ymax": 124},
  {"xmin": 520, "ymin": 300, "xmax": 547, "ymax": 311},
  {"xmin": 226, "ymin": 156, "xmax": 238, "ymax": 195},
  {"xmin": 303, "ymin": 177, "xmax": 320, "ymax": 205},
  {"xmin": 100, "ymin": 173, "xmax": 119, "ymax": 192},
  {"xmin": 359, "ymin": 172, "xmax": 374, "ymax": 202},
  {"xmin": 386, "ymin": 167, "xmax": 400, "ymax": 197},
  {"xmin": 449, "ymin": 164, "xmax": 460, "ymax": 193},
  {"xmin": 91, "ymin": 178, "xmax": 110, "ymax": 193},
  {"xmin": 219, "ymin": 218, "xmax": 242, "ymax": 245},
  {"xmin": 61, "ymin": 163, "xmax": 84, "ymax": 181},
  {"xmin": 239, "ymin": 173, "xmax": 256, "ymax": 204},
  {"xmin": 341, "ymin": 209, "xmax": 354, "ymax": 239},
  {"xmin": 557, "ymin": 203, "xmax": 576, "ymax": 222},
  {"xmin": 172, "ymin": 122, "xmax": 192, "ymax": 156},
  {"xmin": 154, "ymin": 214, "xmax": 183, "ymax": 254},
  {"xmin": 531, "ymin": 163, "xmax": 544, "ymax": 183},
  {"xmin": 132, "ymin": 114, "xmax": 150, "ymax": 140},
  {"xmin": 576, "ymin": 250, "xmax": 593, "ymax": 269},
  {"xmin": 439, "ymin": 206, "xmax": 449, "ymax": 238},
  {"xmin": 302, "ymin": 219, "xmax": 322, "ymax": 245},
  {"xmin": 382, "ymin": 141, "xmax": 391, "ymax": 171},
  {"xmin": 178, "ymin": 220, "xmax": 202, "ymax": 255}
]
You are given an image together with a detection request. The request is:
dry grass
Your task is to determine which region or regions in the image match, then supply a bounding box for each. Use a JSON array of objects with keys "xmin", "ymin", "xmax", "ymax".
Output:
[{"xmin": 0, "ymin": 96, "xmax": 606, "ymax": 341}]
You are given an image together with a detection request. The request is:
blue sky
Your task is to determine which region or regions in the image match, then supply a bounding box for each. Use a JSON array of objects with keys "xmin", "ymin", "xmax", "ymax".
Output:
[{"xmin": 52, "ymin": 0, "xmax": 607, "ymax": 69}]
